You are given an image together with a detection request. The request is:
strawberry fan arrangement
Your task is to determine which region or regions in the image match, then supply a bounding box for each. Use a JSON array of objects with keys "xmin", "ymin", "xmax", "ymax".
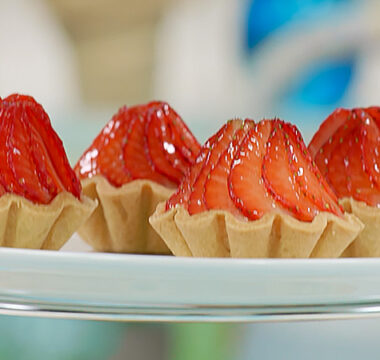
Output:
[{"xmin": 1, "ymin": 92, "xmax": 380, "ymax": 258}]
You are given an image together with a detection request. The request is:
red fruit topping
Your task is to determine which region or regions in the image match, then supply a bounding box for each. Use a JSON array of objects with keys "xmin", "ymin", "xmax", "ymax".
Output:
[
  {"xmin": 360, "ymin": 110, "xmax": 380, "ymax": 189},
  {"xmin": 308, "ymin": 108, "xmax": 351, "ymax": 160},
  {"xmin": 188, "ymin": 119, "xmax": 243, "ymax": 215},
  {"xmin": 76, "ymin": 106, "xmax": 132, "ymax": 187},
  {"xmin": 0, "ymin": 94, "xmax": 81, "ymax": 204},
  {"xmin": 165, "ymin": 131, "xmax": 219, "ymax": 210},
  {"xmin": 75, "ymin": 102, "xmax": 201, "ymax": 189},
  {"xmin": 145, "ymin": 104, "xmax": 193, "ymax": 183},
  {"xmin": 124, "ymin": 106, "xmax": 173, "ymax": 187},
  {"xmin": 309, "ymin": 107, "xmax": 380, "ymax": 206},
  {"xmin": 282, "ymin": 123, "xmax": 342, "ymax": 216},
  {"xmin": 347, "ymin": 127, "xmax": 380, "ymax": 206},
  {"xmin": 229, "ymin": 120, "xmax": 277, "ymax": 220},
  {"xmin": 366, "ymin": 106, "xmax": 380, "ymax": 127},
  {"xmin": 325, "ymin": 127, "xmax": 351, "ymax": 198},
  {"xmin": 204, "ymin": 121, "xmax": 254, "ymax": 216},
  {"xmin": 168, "ymin": 118, "xmax": 343, "ymax": 222},
  {"xmin": 262, "ymin": 121, "xmax": 317, "ymax": 221}
]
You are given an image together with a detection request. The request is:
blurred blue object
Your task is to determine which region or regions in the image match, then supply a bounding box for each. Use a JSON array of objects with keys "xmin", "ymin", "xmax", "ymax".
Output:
[
  {"xmin": 245, "ymin": 0, "xmax": 356, "ymax": 108},
  {"xmin": 245, "ymin": 0, "xmax": 350, "ymax": 50},
  {"xmin": 284, "ymin": 56, "xmax": 356, "ymax": 106}
]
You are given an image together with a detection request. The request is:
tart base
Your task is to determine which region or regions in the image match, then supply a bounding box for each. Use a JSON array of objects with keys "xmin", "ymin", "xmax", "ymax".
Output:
[
  {"xmin": 340, "ymin": 197, "xmax": 380, "ymax": 257},
  {"xmin": 0, "ymin": 192, "xmax": 96, "ymax": 250},
  {"xmin": 78, "ymin": 176, "xmax": 173, "ymax": 254},
  {"xmin": 149, "ymin": 203, "xmax": 363, "ymax": 258}
]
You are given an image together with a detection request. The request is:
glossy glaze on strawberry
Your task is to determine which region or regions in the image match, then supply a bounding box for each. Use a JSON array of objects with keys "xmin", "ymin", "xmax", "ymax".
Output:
[
  {"xmin": 0, "ymin": 94, "xmax": 81, "ymax": 204},
  {"xmin": 75, "ymin": 102, "xmax": 201, "ymax": 188},
  {"xmin": 167, "ymin": 119, "xmax": 343, "ymax": 222},
  {"xmin": 309, "ymin": 107, "xmax": 380, "ymax": 207}
]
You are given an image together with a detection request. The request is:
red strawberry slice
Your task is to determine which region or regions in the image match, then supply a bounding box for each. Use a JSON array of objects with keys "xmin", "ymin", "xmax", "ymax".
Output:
[
  {"xmin": 165, "ymin": 149, "xmax": 206, "ymax": 210},
  {"xmin": 123, "ymin": 107, "xmax": 175, "ymax": 187},
  {"xmin": 159, "ymin": 105, "xmax": 197, "ymax": 173},
  {"xmin": 7, "ymin": 104, "xmax": 51, "ymax": 203},
  {"xmin": 360, "ymin": 110, "xmax": 380, "ymax": 188},
  {"xmin": 346, "ymin": 127, "xmax": 380, "ymax": 206},
  {"xmin": 366, "ymin": 106, "xmax": 380, "ymax": 128},
  {"xmin": 23, "ymin": 101, "xmax": 81, "ymax": 199},
  {"xmin": 0, "ymin": 105, "xmax": 26, "ymax": 195},
  {"xmin": 309, "ymin": 108, "xmax": 351, "ymax": 159},
  {"xmin": 282, "ymin": 123, "xmax": 342, "ymax": 216},
  {"xmin": 145, "ymin": 105, "xmax": 189, "ymax": 184},
  {"xmin": 165, "ymin": 131, "xmax": 218, "ymax": 210},
  {"xmin": 76, "ymin": 106, "xmax": 132, "ymax": 187},
  {"xmin": 160, "ymin": 103, "xmax": 201, "ymax": 162},
  {"xmin": 203, "ymin": 121, "xmax": 253, "ymax": 216},
  {"xmin": 188, "ymin": 119, "xmax": 243, "ymax": 215},
  {"xmin": 0, "ymin": 94, "xmax": 82, "ymax": 204},
  {"xmin": 262, "ymin": 121, "xmax": 317, "ymax": 221},
  {"xmin": 310, "ymin": 107, "xmax": 380, "ymax": 207},
  {"xmin": 310, "ymin": 109, "xmax": 357, "ymax": 179},
  {"xmin": 325, "ymin": 129, "xmax": 351, "ymax": 198},
  {"xmin": 229, "ymin": 120, "xmax": 276, "ymax": 220}
]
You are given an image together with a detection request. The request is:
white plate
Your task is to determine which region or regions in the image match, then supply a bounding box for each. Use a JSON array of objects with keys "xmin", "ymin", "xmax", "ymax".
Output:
[{"xmin": 1, "ymin": 241, "xmax": 380, "ymax": 322}]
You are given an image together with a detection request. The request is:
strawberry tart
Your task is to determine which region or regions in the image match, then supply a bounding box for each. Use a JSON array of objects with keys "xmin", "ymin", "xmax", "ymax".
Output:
[
  {"xmin": 0, "ymin": 94, "xmax": 96, "ymax": 250},
  {"xmin": 150, "ymin": 118, "xmax": 363, "ymax": 258},
  {"xmin": 309, "ymin": 107, "xmax": 380, "ymax": 257},
  {"xmin": 75, "ymin": 101, "xmax": 201, "ymax": 253}
]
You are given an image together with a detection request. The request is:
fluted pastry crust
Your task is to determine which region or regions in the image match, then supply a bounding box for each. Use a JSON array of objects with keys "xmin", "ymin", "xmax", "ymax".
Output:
[
  {"xmin": 78, "ymin": 176, "xmax": 173, "ymax": 253},
  {"xmin": 0, "ymin": 192, "xmax": 96, "ymax": 250},
  {"xmin": 150, "ymin": 203, "xmax": 363, "ymax": 258},
  {"xmin": 340, "ymin": 198, "xmax": 380, "ymax": 257}
]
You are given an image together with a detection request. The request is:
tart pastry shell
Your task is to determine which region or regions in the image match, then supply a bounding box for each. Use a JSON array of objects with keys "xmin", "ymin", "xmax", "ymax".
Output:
[
  {"xmin": 149, "ymin": 203, "xmax": 363, "ymax": 258},
  {"xmin": 0, "ymin": 192, "xmax": 96, "ymax": 250},
  {"xmin": 78, "ymin": 176, "xmax": 173, "ymax": 254},
  {"xmin": 341, "ymin": 197, "xmax": 380, "ymax": 257}
]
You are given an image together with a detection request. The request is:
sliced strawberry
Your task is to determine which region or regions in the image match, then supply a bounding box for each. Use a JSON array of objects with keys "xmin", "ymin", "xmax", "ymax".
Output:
[
  {"xmin": 203, "ymin": 121, "xmax": 253, "ymax": 216},
  {"xmin": 262, "ymin": 121, "xmax": 317, "ymax": 221},
  {"xmin": 23, "ymin": 101, "xmax": 81, "ymax": 198},
  {"xmin": 326, "ymin": 130, "xmax": 351, "ymax": 198},
  {"xmin": 0, "ymin": 94, "xmax": 82, "ymax": 203},
  {"xmin": 165, "ymin": 132, "xmax": 217, "ymax": 210},
  {"xmin": 311, "ymin": 109, "xmax": 356, "ymax": 179},
  {"xmin": 160, "ymin": 102, "xmax": 201, "ymax": 162},
  {"xmin": 7, "ymin": 104, "xmax": 51, "ymax": 203},
  {"xmin": 308, "ymin": 108, "xmax": 351, "ymax": 159},
  {"xmin": 145, "ymin": 106, "xmax": 188, "ymax": 184},
  {"xmin": 188, "ymin": 119, "xmax": 243, "ymax": 215},
  {"xmin": 359, "ymin": 110, "xmax": 380, "ymax": 188},
  {"xmin": 123, "ymin": 107, "xmax": 175, "ymax": 187},
  {"xmin": 155, "ymin": 105, "xmax": 194, "ymax": 174},
  {"xmin": 346, "ymin": 127, "xmax": 380, "ymax": 206},
  {"xmin": 282, "ymin": 123, "xmax": 343, "ymax": 216},
  {"xmin": 29, "ymin": 123, "xmax": 60, "ymax": 197},
  {"xmin": 0, "ymin": 106, "xmax": 26, "ymax": 195},
  {"xmin": 229, "ymin": 120, "xmax": 276, "ymax": 220},
  {"xmin": 75, "ymin": 107, "xmax": 132, "ymax": 186},
  {"xmin": 366, "ymin": 106, "xmax": 380, "ymax": 128}
]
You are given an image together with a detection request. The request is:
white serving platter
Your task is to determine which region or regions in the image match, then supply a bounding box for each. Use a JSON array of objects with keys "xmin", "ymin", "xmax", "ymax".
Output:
[{"xmin": 1, "ymin": 236, "xmax": 380, "ymax": 322}]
